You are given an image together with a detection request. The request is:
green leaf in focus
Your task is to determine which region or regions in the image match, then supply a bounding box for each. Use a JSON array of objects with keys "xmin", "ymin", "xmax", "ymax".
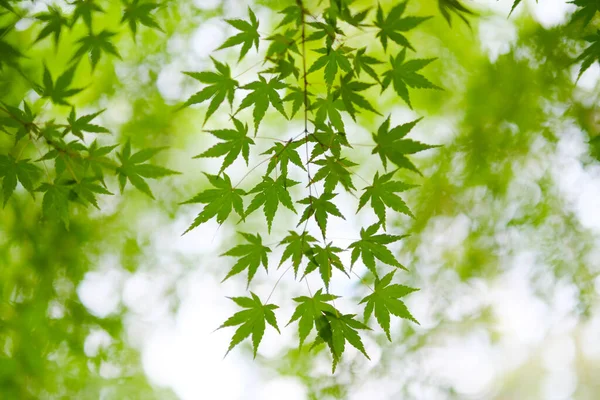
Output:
[
  {"xmin": 303, "ymin": 242, "xmax": 347, "ymax": 289},
  {"xmin": 262, "ymin": 139, "xmax": 305, "ymax": 178},
  {"xmin": 372, "ymin": 116, "xmax": 436, "ymax": 173},
  {"xmin": 311, "ymin": 310, "xmax": 371, "ymax": 372},
  {"xmin": 218, "ymin": 293, "xmax": 279, "ymax": 358},
  {"xmin": 221, "ymin": 232, "xmax": 271, "ymax": 286},
  {"xmin": 359, "ymin": 270, "xmax": 419, "ymax": 340},
  {"xmin": 373, "ymin": 2, "xmax": 430, "ymax": 51},
  {"xmin": 182, "ymin": 58, "xmax": 239, "ymax": 124},
  {"xmin": 308, "ymin": 46, "xmax": 353, "ymax": 89},
  {"xmin": 381, "ymin": 49, "xmax": 441, "ymax": 109},
  {"xmin": 278, "ymin": 230, "xmax": 318, "ymax": 277},
  {"xmin": 348, "ymin": 223, "xmax": 408, "ymax": 275},
  {"xmin": 217, "ymin": 7, "xmax": 260, "ymax": 62},
  {"xmin": 237, "ymin": 75, "xmax": 288, "ymax": 133},
  {"xmin": 357, "ymin": 171, "xmax": 416, "ymax": 229},
  {"xmin": 311, "ymin": 156, "xmax": 357, "ymax": 193},
  {"xmin": 244, "ymin": 176, "xmax": 298, "ymax": 232},
  {"xmin": 65, "ymin": 108, "xmax": 110, "ymax": 140},
  {"xmin": 193, "ymin": 117, "xmax": 254, "ymax": 174},
  {"xmin": 287, "ymin": 289, "xmax": 339, "ymax": 348},
  {"xmin": 297, "ymin": 192, "xmax": 345, "ymax": 239},
  {"xmin": 182, "ymin": 173, "xmax": 245, "ymax": 234},
  {"xmin": 116, "ymin": 140, "xmax": 179, "ymax": 199}
]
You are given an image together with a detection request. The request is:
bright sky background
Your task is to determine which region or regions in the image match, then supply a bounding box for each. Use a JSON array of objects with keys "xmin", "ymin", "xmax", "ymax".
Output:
[{"xmin": 76, "ymin": 0, "xmax": 600, "ymax": 399}]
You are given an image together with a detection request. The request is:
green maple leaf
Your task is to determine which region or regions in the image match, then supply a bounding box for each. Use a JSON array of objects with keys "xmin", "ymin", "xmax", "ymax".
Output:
[
  {"xmin": 71, "ymin": 177, "xmax": 113, "ymax": 209},
  {"xmin": 244, "ymin": 176, "xmax": 299, "ymax": 232},
  {"xmin": 36, "ymin": 65, "xmax": 84, "ymax": 106},
  {"xmin": 218, "ymin": 7, "xmax": 259, "ymax": 62},
  {"xmin": 311, "ymin": 156, "xmax": 357, "ymax": 193},
  {"xmin": 278, "ymin": 230, "xmax": 318, "ymax": 277},
  {"xmin": 64, "ymin": 108, "xmax": 110, "ymax": 140},
  {"xmin": 374, "ymin": 2, "xmax": 430, "ymax": 51},
  {"xmin": 360, "ymin": 271, "xmax": 418, "ymax": 341},
  {"xmin": 182, "ymin": 58, "xmax": 239, "ymax": 124},
  {"xmin": 218, "ymin": 293, "xmax": 279, "ymax": 358},
  {"xmin": 353, "ymin": 47, "xmax": 383, "ymax": 83},
  {"xmin": 303, "ymin": 243, "xmax": 348, "ymax": 289},
  {"xmin": 221, "ymin": 232, "xmax": 271, "ymax": 286},
  {"xmin": 37, "ymin": 136, "xmax": 88, "ymax": 179},
  {"xmin": 348, "ymin": 223, "xmax": 408, "ymax": 276},
  {"xmin": 308, "ymin": 46, "xmax": 353, "ymax": 88},
  {"xmin": 116, "ymin": 140, "xmax": 179, "ymax": 199},
  {"xmin": 71, "ymin": 30, "xmax": 121, "ymax": 70},
  {"xmin": 287, "ymin": 289, "xmax": 339, "ymax": 348},
  {"xmin": 282, "ymin": 86, "xmax": 305, "ymax": 119},
  {"xmin": 277, "ymin": 4, "xmax": 303, "ymax": 28},
  {"xmin": 237, "ymin": 75, "xmax": 288, "ymax": 133},
  {"xmin": 182, "ymin": 173, "xmax": 245, "ymax": 234},
  {"xmin": 308, "ymin": 121, "xmax": 352, "ymax": 160},
  {"xmin": 0, "ymin": 155, "xmax": 41, "ymax": 206},
  {"xmin": 71, "ymin": 0, "xmax": 105, "ymax": 28},
  {"xmin": 576, "ymin": 30, "xmax": 600, "ymax": 80},
  {"xmin": 312, "ymin": 311, "xmax": 371, "ymax": 372},
  {"xmin": 297, "ymin": 192, "xmax": 345, "ymax": 239},
  {"xmin": 357, "ymin": 171, "xmax": 416, "ymax": 229},
  {"xmin": 326, "ymin": 0, "xmax": 370, "ymax": 27},
  {"xmin": 0, "ymin": 101, "xmax": 36, "ymax": 143},
  {"xmin": 381, "ymin": 49, "xmax": 441, "ymax": 109},
  {"xmin": 85, "ymin": 140, "xmax": 118, "ymax": 182},
  {"xmin": 121, "ymin": 0, "xmax": 163, "ymax": 36},
  {"xmin": 307, "ymin": 17, "xmax": 344, "ymax": 51},
  {"xmin": 333, "ymin": 73, "xmax": 380, "ymax": 121},
  {"xmin": 372, "ymin": 116, "xmax": 436, "ymax": 173},
  {"xmin": 34, "ymin": 6, "xmax": 69, "ymax": 46},
  {"xmin": 262, "ymin": 139, "xmax": 306, "ymax": 178},
  {"xmin": 310, "ymin": 93, "xmax": 345, "ymax": 133},
  {"xmin": 569, "ymin": 0, "xmax": 600, "ymax": 26},
  {"xmin": 36, "ymin": 181, "xmax": 71, "ymax": 228},
  {"xmin": 193, "ymin": 117, "xmax": 253, "ymax": 174},
  {"xmin": 265, "ymin": 29, "xmax": 299, "ymax": 59},
  {"xmin": 438, "ymin": 0, "xmax": 475, "ymax": 27}
]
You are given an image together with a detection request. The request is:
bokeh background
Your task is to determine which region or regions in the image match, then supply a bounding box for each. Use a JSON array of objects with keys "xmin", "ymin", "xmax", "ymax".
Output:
[{"xmin": 1, "ymin": 0, "xmax": 600, "ymax": 399}]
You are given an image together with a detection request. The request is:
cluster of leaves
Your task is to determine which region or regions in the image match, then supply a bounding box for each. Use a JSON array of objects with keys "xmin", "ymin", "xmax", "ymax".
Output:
[
  {"xmin": 0, "ymin": 0, "xmax": 175, "ymax": 227},
  {"xmin": 2, "ymin": 0, "xmax": 599, "ymax": 376},
  {"xmin": 180, "ymin": 0, "xmax": 600, "ymax": 372},
  {"xmin": 180, "ymin": 2, "xmax": 442, "ymax": 371}
]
